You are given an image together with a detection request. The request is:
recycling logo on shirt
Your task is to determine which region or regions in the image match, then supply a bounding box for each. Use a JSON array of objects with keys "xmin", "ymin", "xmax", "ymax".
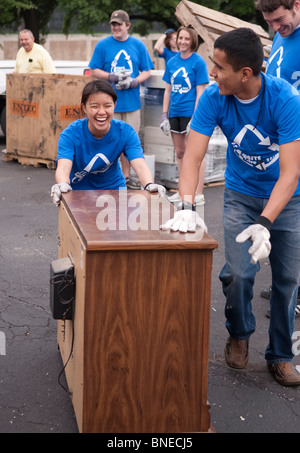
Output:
[
  {"xmin": 266, "ymin": 46, "xmax": 283, "ymax": 79},
  {"xmin": 231, "ymin": 125, "xmax": 279, "ymax": 171},
  {"xmin": 171, "ymin": 67, "xmax": 191, "ymax": 94},
  {"xmin": 111, "ymin": 50, "xmax": 133, "ymax": 74},
  {"xmin": 72, "ymin": 153, "xmax": 113, "ymax": 184}
]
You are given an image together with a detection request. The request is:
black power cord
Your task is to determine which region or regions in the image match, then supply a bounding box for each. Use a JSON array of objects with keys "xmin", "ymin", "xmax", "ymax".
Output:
[{"xmin": 50, "ymin": 268, "xmax": 75, "ymax": 394}]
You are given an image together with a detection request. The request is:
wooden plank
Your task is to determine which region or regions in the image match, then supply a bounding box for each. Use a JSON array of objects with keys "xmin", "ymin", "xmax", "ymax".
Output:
[
  {"xmin": 198, "ymin": 16, "xmax": 272, "ymax": 47},
  {"xmin": 2, "ymin": 149, "xmax": 56, "ymax": 169},
  {"xmin": 176, "ymin": 1, "xmax": 215, "ymax": 54},
  {"xmin": 175, "ymin": 0, "xmax": 272, "ymax": 55},
  {"xmin": 182, "ymin": 0, "xmax": 269, "ymax": 38}
]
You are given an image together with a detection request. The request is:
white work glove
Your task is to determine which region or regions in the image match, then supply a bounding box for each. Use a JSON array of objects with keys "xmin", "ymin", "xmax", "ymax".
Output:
[
  {"xmin": 51, "ymin": 182, "xmax": 72, "ymax": 206},
  {"xmin": 160, "ymin": 207, "xmax": 207, "ymax": 235},
  {"xmin": 236, "ymin": 217, "xmax": 272, "ymax": 265},
  {"xmin": 116, "ymin": 78, "xmax": 139, "ymax": 90},
  {"xmin": 160, "ymin": 112, "xmax": 171, "ymax": 136},
  {"xmin": 108, "ymin": 69, "xmax": 130, "ymax": 83},
  {"xmin": 144, "ymin": 182, "xmax": 166, "ymax": 197}
]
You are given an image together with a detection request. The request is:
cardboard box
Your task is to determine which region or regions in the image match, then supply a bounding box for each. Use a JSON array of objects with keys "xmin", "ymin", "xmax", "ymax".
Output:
[{"xmin": 6, "ymin": 73, "xmax": 93, "ymax": 165}]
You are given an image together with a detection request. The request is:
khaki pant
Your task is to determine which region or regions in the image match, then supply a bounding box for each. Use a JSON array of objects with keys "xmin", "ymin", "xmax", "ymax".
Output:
[{"xmin": 114, "ymin": 110, "xmax": 141, "ymax": 134}]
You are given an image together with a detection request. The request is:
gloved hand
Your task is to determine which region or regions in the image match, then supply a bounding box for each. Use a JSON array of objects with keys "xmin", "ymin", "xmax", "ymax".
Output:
[
  {"xmin": 160, "ymin": 112, "xmax": 171, "ymax": 136},
  {"xmin": 160, "ymin": 208, "xmax": 207, "ymax": 235},
  {"xmin": 236, "ymin": 219, "xmax": 271, "ymax": 265},
  {"xmin": 51, "ymin": 182, "xmax": 72, "ymax": 206},
  {"xmin": 108, "ymin": 70, "xmax": 130, "ymax": 83},
  {"xmin": 116, "ymin": 77, "xmax": 139, "ymax": 90},
  {"xmin": 144, "ymin": 182, "xmax": 166, "ymax": 197}
]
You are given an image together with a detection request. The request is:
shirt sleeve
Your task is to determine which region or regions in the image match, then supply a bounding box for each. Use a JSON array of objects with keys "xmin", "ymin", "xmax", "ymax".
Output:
[
  {"xmin": 57, "ymin": 126, "xmax": 76, "ymax": 161},
  {"xmin": 190, "ymin": 87, "xmax": 218, "ymax": 136},
  {"xmin": 122, "ymin": 124, "xmax": 144, "ymax": 161},
  {"xmin": 41, "ymin": 49, "xmax": 56, "ymax": 73},
  {"xmin": 195, "ymin": 57, "xmax": 209, "ymax": 86}
]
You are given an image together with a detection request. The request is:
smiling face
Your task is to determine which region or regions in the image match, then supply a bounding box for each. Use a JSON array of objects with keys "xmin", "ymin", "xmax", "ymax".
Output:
[
  {"xmin": 262, "ymin": 2, "xmax": 300, "ymax": 36},
  {"xmin": 19, "ymin": 31, "xmax": 34, "ymax": 52},
  {"xmin": 110, "ymin": 21, "xmax": 130, "ymax": 41},
  {"xmin": 209, "ymin": 48, "xmax": 244, "ymax": 96},
  {"xmin": 177, "ymin": 29, "xmax": 193, "ymax": 54},
  {"xmin": 82, "ymin": 92, "xmax": 116, "ymax": 138}
]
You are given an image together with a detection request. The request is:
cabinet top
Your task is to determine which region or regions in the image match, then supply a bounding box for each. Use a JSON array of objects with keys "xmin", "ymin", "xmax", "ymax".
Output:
[{"xmin": 61, "ymin": 190, "xmax": 218, "ymax": 251}]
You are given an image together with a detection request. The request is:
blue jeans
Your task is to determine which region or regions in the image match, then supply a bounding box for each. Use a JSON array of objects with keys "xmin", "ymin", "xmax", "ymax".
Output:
[{"xmin": 219, "ymin": 188, "xmax": 300, "ymax": 363}]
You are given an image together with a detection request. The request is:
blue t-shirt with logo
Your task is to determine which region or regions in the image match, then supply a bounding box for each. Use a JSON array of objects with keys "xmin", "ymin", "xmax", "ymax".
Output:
[
  {"xmin": 89, "ymin": 35, "xmax": 154, "ymax": 113},
  {"xmin": 266, "ymin": 26, "xmax": 300, "ymax": 91},
  {"xmin": 163, "ymin": 52, "xmax": 209, "ymax": 117},
  {"xmin": 159, "ymin": 48, "xmax": 178, "ymax": 64},
  {"xmin": 57, "ymin": 118, "xmax": 144, "ymax": 190},
  {"xmin": 190, "ymin": 74, "xmax": 300, "ymax": 198}
]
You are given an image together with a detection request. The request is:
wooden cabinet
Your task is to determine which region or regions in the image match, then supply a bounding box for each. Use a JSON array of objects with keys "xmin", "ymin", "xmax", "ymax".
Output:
[{"xmin": 57, "ymin": 190, "xmax": 218, "ymax": 433}]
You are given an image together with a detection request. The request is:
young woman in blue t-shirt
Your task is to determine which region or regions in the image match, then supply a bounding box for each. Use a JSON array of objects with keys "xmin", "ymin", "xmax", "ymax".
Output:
[
  {"xmin": 160, "ymin": 26, "xmax": 209, "ymax": 205},
  {"xmin": 51, "ymin": 80, "xmax": 165, "ymax": 205}
]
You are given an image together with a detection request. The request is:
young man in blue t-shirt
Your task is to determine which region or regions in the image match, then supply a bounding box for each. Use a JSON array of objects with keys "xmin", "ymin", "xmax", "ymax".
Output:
[
  {"xmin": 255, "ymin": 0, "xmax": 300, "ymax": 316},
  {"xmin": 161, "ymin": 28, "xmax": 300, "ymax": 387},
  {"xmin": 89, "ymin": 10, "xmax": 154, "ymax": 189}
]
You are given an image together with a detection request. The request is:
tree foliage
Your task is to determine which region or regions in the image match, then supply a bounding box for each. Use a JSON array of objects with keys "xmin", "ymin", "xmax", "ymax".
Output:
[{"xmin": 0, "ymin": 0, "xmax": 266, "ymax": 41}]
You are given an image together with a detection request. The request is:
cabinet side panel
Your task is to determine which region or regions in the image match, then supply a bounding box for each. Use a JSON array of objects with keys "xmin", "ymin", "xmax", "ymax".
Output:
[{"xmin": 82, "ymin": 249, "xmax": 212, "ymax": 433}]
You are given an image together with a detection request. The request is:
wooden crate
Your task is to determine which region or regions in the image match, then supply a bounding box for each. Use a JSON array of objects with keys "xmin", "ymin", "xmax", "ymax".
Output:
[
  {"xmin": 5, "ymin": 73, "xmax": 93, "ymax": 167},
  {"xmin": 175, "ymin": 0, "xmax": 272, "ymax": 65}
]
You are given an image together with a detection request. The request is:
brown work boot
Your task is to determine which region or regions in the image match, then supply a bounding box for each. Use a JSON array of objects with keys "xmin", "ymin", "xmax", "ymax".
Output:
[
  {"xmin": 224, "ymin": 337, "xmax": 249, "ymax": 369},
  {"xmin": 267, "ymin": 362, "xmax": 300, "ymax": 386}
]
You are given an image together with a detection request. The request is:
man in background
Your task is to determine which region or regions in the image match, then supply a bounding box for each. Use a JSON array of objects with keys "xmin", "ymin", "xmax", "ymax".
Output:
[
  {"xmin": 14, "ymin": 29, "xmax": 56, "ymax": 74},
  {"xmin": 255, "ymin": 0, "xmax": 300, "ymax": 316},
  {"xmin": 89, "ymin": 10, "xmax": 154, "ymax": 189}
]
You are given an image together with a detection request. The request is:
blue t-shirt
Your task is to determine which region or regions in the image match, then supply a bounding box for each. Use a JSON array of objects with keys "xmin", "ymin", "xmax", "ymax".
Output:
[
  {"xmin": 159, "ymin": 48, "xmax": 178, "ymax": 64},
  {"xmin": 266, "ymin": 27, "xmax": 300, "ymax": 91},
  {"xmin": 163, "ymin": 52, "xmax": 209, "ymax": 117},
  {"xmin": 191, "ymin": 74, "xmax": 300, "ymax": 198},
  {"xmin": 89, "ymin": 35, "xmax": 154, "ymax": 113},
  {"xmin": 57, "ymin": 118, "xmax": 144, "ymax": 190}
]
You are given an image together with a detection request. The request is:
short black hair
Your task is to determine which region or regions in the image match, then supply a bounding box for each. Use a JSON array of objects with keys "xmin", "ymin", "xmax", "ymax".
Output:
[
  {"xmin": 214, "ymin": 28, "xmax": 264, "ymax": 76},
  {"xmin": 81, "ymin": 79, "xmax": 117, "ymax": 106}
]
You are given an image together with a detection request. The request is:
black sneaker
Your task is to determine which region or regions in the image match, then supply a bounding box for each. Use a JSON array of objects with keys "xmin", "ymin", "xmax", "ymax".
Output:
[
  {"xmin": 261, "ymin": 285, "xmax": 300, "ymax": 301},
  {"xmin": 266, "ymin": 304, "xmax": 300, "ymax": 319},
  {"xmin": 125, "ymin": 177, "xmax": 141, "ymax": 190}
]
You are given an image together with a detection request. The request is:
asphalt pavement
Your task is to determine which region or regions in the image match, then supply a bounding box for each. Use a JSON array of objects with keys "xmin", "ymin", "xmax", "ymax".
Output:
[{"xmin": 0, "ymin": 132, "xmax": 299, "ymax": 434}]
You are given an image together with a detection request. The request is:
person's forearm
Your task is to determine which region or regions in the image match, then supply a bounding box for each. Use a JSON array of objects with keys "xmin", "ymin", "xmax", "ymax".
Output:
[
  {"xmin": 136, "ymin": 70, "xmax": 151, "ymax": 85},
  {"xmin": 130, "ymin": 158, "xmax": 153, "ymax": 187},
  {"xmin": 162, "ymin": 85, "xmax": 171, "ymax": 113},
  {"xmin": 90, "ymin": 68, "xmax": 110, "ymax": 80},
  {"xmin": 55, "ymin": 159, "xmax": 72, "ymax": 184},
  {"xmin": 154, "ymin": 34, "xmax": 166, "ymax": 55},
  {"xmin": 261, "ymin": 175, "xmax": 299, "ymax": 222},
  {"xmin": 261, "ymin": 142, "xmax": 300, "ymax": 222},
  {"xmin": 179, "ymin": 131, "xmax": 210, "ymax": 204}
]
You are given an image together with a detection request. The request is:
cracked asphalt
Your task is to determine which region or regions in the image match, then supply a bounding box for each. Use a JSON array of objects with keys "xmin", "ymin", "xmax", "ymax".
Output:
[{"xmin": 0, "ymin": 132, "xmax": 299, "ymax": 433}]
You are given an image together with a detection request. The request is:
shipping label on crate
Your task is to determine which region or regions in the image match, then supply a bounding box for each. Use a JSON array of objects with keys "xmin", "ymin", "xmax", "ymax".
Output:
[
  {"xmin": 10, "ymin": 99, "xmax": 39, "ymax": 118},
  {"xmin": 60, "ymin": 105, "xmax": 83, "ymax": 121}
]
